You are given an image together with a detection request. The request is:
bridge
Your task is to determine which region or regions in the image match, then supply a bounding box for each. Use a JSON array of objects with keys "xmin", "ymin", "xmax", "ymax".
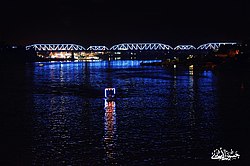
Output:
[
  {"xmin": 25, "ymin": 42, "xmax": 239, "ymax": 60},
  {"xmin": 26, "ymin": 42, "xmax": 238, "ymax": 52}
]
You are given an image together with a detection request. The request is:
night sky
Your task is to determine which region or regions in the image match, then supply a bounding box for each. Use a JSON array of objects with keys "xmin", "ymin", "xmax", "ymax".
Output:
[{"xmin": 1, "ymin": 0, "xmax": 250, "ymax": 47}]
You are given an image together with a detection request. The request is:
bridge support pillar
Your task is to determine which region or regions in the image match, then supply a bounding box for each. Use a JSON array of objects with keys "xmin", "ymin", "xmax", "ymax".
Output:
[{"xmin": 71, "ymin": 51, "xmax": 75, "ymax": 60}]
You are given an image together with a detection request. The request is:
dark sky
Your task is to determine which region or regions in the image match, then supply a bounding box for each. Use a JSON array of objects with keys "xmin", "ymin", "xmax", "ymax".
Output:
[{"xmin": 1, "ymin": 0, "xmax": 250, "ymax": 47}]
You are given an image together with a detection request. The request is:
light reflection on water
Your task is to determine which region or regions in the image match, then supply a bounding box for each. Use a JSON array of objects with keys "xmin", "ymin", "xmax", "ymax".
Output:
[
  {"xmin": 29, "ymin": 60, "xmax": 220, "ymax": 164},
  {"xmin": 103, "ymin": 100, "xmax": 117, "ymax": 164}
]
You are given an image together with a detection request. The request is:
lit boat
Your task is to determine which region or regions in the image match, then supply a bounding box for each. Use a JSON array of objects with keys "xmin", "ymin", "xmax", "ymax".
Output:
[{"xmin": 104, "ymin": 88, "xmax": 116, "ymax": 102}]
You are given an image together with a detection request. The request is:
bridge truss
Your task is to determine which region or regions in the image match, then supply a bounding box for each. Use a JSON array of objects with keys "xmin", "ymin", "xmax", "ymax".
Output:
[
  {"xmin": 87, "ymin": 46, "xmax": 109, "ymax": 51},
  {"xmin": 25, "ymin": 42, "xmax": 239, "ymax": 52},
  {"xmin": 110, "ymin": 43, "xmax": 173, "ymax": 51},
  {"xmin": 196, "ymin": 42, "xmax": 237, "ymax": 50},
  {"xmin": 174, "ymin": 45, "xmax": 196, "ymax": 50},
  {"xmin": 26, "ymin": 44, "xmax": 86, "ymax": 51}
]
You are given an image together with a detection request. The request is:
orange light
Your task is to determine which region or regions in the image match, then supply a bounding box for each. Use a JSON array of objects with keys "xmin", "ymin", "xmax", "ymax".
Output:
[{"xmin": 235, "ymin": 50, "xmax": 239, "ymax": 54}]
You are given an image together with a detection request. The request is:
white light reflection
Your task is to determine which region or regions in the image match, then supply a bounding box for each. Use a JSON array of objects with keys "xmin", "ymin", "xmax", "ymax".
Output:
[
  {"xmin": 189, "ymin": 65, "xmax": 194, "ymax": 76},
  {"xmin": 172, "ymin": 70, "xmax": 177, "ymax": 106},
  {"xmin": 188, "ymin": 65, "xmax": 195, "ymax": 127},
  {"xmin": 103, "ymin": 99, "xmax": 117, "ymax": 164}
]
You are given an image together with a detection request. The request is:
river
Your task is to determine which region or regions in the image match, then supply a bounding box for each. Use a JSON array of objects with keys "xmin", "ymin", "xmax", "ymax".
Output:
[{"xmin": 1, "ymin": 60, "xmax": 250, "ymax": 165}]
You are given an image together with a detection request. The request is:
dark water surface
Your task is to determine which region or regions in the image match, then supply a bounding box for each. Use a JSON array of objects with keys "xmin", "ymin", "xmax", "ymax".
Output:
[{"xmin": 1, "ymin": 60, "xmax": 250, "ymax": 165}]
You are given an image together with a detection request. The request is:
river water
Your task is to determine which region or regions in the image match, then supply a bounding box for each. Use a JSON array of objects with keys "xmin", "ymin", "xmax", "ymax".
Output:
[{"xmin": 1, "ymin": 60, "xmax": 250, "ymax": 165}]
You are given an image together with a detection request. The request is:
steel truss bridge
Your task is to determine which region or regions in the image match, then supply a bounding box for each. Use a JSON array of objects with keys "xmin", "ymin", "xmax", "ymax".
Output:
[{"xmin": 26, "ymin": 42, "xmax": 237, "ymax": 52}]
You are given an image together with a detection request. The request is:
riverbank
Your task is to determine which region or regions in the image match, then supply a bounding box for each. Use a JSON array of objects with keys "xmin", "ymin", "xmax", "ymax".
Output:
[{"xmin": 140, "ymin": 54, "xmax": 250, "ymax": 72}]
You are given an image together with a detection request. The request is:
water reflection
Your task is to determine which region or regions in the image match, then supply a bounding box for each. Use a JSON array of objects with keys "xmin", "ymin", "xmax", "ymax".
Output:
[
  {"xmin": 188, "ymin": 65, "xmax": 195, "ymax": 127},
  {"xmin": 103, "ymin": 100, "xmax": 117, "ymax": 164},
  {"xmin": 26, "ymin": 60, "xmax": 229, "ymax": 164},
  {"xmin": 172, "ymin": 69, "xmax": 177, "ymax": 106},
  {"xmin": 32, "ymin": 95, "xmax": 71, "ymax": 165},
  {"xmin": 189, "ymin": 65, "xmax": 194, "ymax": 76}
]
